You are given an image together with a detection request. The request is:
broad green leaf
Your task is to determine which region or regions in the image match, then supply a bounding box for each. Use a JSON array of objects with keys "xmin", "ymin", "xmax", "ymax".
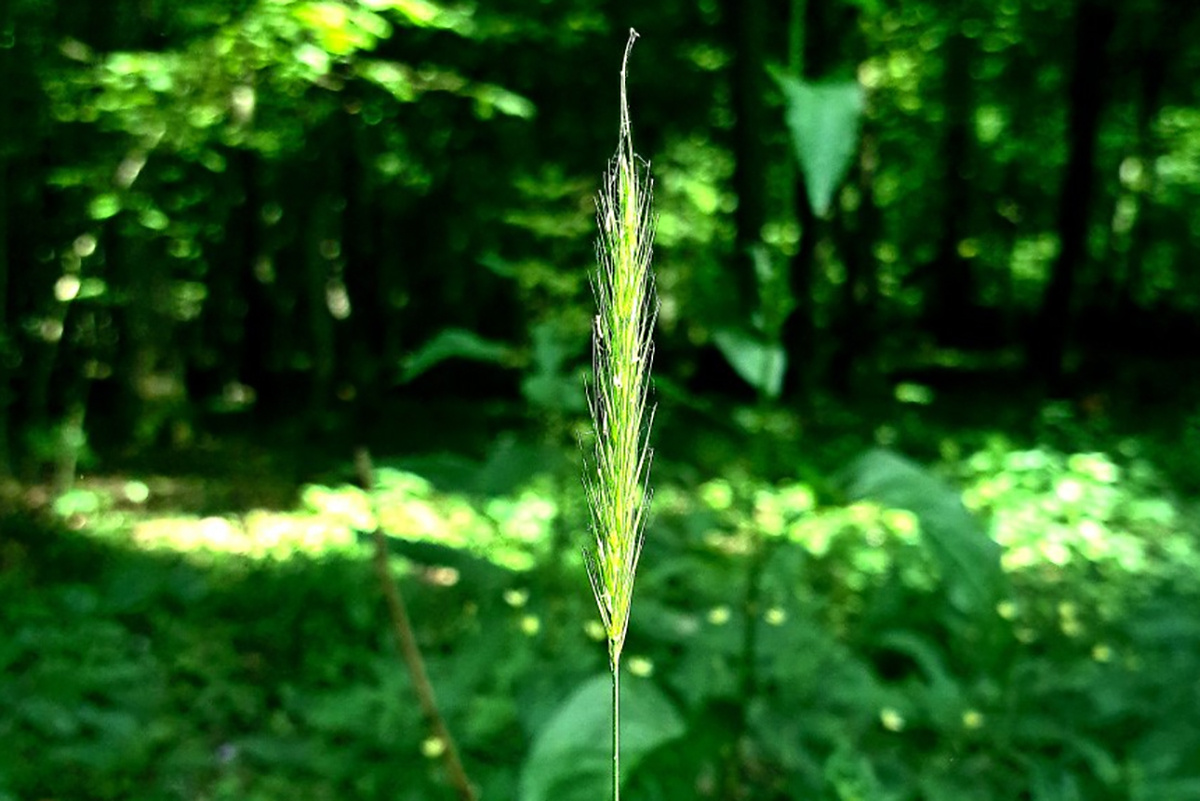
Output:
[
  {"xmin": 521, "ymin": 373, "xmax": 585, "ymax": 413},
  {"xmin": 360, "ymin": 60, "xmax": 417, "ymax": 102},
  {"xmin": 294, "ymin": 43, "xmax": 331, "ymax": 76},
  {"xmin": 362, "ymin": 0, "xmax": 442, "ymax": 24},
  {"xmin": 88, "ymin": 194, "xmax": 122, "ymax": 220},
  {"xmin": 293, "ymin": 2, "xmax": 389, "ymax": 55},
  {"xmin": 521, "ymin": 321, "xmax": 586, "ymax": 412},
  {"xmin": 77, "ymin": 278, "xmax": 107, "ymax": 301},
  {"xmin": 1131, "ymin": 777, "xmax": 1200, "ymax": 801},
  {"xmin": 361, "ymin": 0, "xmax": 473, "ymax": 33},
  {"xmin": 400, "ymin": 328, "xmax": 512, "ymax": 383},
  {"xmin": 825, "ymin": 742, "xmax": 885, "ymax": 800},
  {"xmin": 139, "ymin": 208, "xmax": 169, "ymax": 231},
  {"xmin": 840, "ymin": 448, "xmax": 1005, "ymax": 618},
  {"xmin": 520, "ymin": 674, "xmax": 685, "ymax": 801},
  {"xmin": 470, "ymin": 84, "xmax": 537, "ymax": 120},
  {"xmin": 303, "ymin": 685, "xmax": 385, "ymax": 735},
  {"xmin": 772, "ymin": 69, "xmax": 863, "ymax": 216},
  {"xmin": 712, "ymin": 328, "xmax": 786, "ymax": 400}
]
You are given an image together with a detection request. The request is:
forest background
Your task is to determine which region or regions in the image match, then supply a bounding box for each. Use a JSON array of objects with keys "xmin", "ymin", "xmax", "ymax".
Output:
[{"xmin": 2, "ymin": 0, "xmax": 1200, "ymax": 799}]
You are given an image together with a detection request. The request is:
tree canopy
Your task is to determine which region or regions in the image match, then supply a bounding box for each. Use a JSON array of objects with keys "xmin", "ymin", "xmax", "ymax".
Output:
[{"xmin": 2, "ymin": 0, "xmax": 1198, "ymax": 474}]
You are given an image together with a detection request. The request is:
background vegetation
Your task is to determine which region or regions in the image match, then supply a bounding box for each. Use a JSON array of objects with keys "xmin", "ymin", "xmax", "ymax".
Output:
[{"xmin": 2, "ymin": 0, "xmax": 1199, "ymax": 799}]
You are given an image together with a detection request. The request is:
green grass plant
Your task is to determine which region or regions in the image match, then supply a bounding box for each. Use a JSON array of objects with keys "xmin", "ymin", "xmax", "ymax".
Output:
[{"xmin": 582, "ymin": 28, "xmax": 657, "ymax": 801}]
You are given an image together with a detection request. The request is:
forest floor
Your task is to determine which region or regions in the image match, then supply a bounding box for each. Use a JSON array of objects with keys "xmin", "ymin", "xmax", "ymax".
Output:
[{"xmin": 3, "ymin": 390, "xmax": 1199, "ymax": 800}]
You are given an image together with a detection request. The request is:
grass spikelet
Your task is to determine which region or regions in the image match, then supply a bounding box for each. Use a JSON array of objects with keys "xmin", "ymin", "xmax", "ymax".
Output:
[
  {"xmin": 585, "ymin": 26, "xmax": 656, "ymax": 673},
  {"xmin": 583, "ymin": 28, "xmax": 657, "ymax": 801}
]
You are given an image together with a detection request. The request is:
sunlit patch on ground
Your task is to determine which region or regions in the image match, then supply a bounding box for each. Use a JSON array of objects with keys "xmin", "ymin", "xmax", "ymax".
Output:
[{"xmin": 37, "ymin": 469, "xmax": 566, "ymax": 572}]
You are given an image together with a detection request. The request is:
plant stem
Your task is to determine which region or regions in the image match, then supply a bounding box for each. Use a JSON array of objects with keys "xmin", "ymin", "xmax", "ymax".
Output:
[
  {"xmin": 584, "ymin": 27, "xmax": 654, "ymax": 801},
  {"xmin": 354, "ymin": 447, "xmax": 477, "ymax": 801},
  {"xmin": 612, "ymin": 662, "xmax": 621, "ymax": 801}
]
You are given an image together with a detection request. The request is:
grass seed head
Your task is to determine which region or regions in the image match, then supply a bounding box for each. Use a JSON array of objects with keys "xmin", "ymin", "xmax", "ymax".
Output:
[{"xmin": 584, "ymin": 29, "xmax": 657, "ymax": 668}]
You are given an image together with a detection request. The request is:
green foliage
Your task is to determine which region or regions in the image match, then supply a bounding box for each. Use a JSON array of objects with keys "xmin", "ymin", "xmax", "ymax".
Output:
[
  {"xmin": 24, "ymin": 418, "xmax": 94, "ymax": 476},
  {"xmin": 711, "ymin": 328, "xmax": 787, "ymax": 401},
  {"xmin": 4, "ymin": 3, "xmax": 1200, "ymax": 795},
  {"xmin": 7, "ymin": 0, "xmax": 1200, "ymax": 482},
  {"xmin": 520, "ymin": 321, "xmax": 588, "ymax": 414},
  {"xmin": 0, "ymin": 582, "xmax": 166, "ymax": 797},
  {"xmin": 5, "ymin": 430, "xmax": 1200, "ymax": 799},
  {"xmin": 520, "ymin": 673, "xmax": 685, "ymax": 801},
  {"xmin": 954, "ymin": 440, "xmax": 1200, "ymax": 629},
  {"xmin": 399, "ymin": 328, "xmax": 515, "ymax": 383},
  {"xmin": 840, "ymin": 447, "xmax": 1005, "ymax": 621},
  {"xmin": 43, "ymin": 0, "xmax": 525, "ymax": 159},
  {"xmin": 772, "ymin": 71, "xmax": 864, "ymax": 217}
]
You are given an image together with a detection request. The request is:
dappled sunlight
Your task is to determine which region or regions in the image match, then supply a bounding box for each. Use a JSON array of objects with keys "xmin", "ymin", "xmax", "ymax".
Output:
[
  {"xmin": 49, "ymin": 467, "xmax": 565, "ymax": 572},
  {"xmin": 9, "ymin": 432, "xmax": 1200, "ymax": 801},
  {"xmin": 960, "ymin": 443, "xmax": 1198, "ymax": 580},
  {"xmin": 44, "ymin": 440, "xmax": 1196, "ymax": 601},
  {"xmin": 4, "ymin": 0, "xmax": 1200, "ymax": 795},
  {"xmin": 130, "ymin": 512, "xmax": 359, "ymax": 560}
]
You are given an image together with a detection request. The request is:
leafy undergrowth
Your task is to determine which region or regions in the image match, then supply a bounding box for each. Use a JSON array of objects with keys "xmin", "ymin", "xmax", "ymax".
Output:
[{"xmin": 2, "ymin": 434, "xmax": 1199, "ymax": 801}]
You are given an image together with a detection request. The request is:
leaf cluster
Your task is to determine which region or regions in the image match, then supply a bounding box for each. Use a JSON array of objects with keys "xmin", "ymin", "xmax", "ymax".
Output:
[{"xmin": 3, "ymin": 433, "xmax": 1199, "ymax": 800}]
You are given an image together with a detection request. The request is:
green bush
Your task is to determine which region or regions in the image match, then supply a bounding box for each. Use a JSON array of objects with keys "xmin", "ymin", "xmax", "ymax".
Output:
[{"xmin": 5, "ymin": 435, "xmax": 1199, "ymax": 800}]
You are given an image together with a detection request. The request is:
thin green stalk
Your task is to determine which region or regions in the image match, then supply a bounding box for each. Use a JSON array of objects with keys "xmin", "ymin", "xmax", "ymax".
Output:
[
  {"xmin": 612, "ymin": 665, "xmax": 621, "ymax": 800},
  {"xmin": 354, "ymin": 448, "xmax": 477, "ymax": 801},
  {"xmin": 584, "ymin": 28, "xmax": 656, "ymax": 801}
]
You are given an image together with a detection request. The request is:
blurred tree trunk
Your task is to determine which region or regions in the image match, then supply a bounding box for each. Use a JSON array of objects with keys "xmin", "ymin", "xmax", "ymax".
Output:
[
  {"xmin": 112, "ymin": 231, "xmax": 184, "ymax": 446},
  {"xmin": 6, "ymin": 0, "xmax": 56, "ymax": 473},
  {"xmin": 725, "ymin": 0, "xmax": 768, "ymax": 318},
  {"xmin": 378, "ymin": 190, "xmax": 407, "ymax": 394},
  {"xmin": 784, "ymin": 0, "xmax": 818, "ymax": 398},
  {"xmin": 0, "ymin": 157, "xmax": 9, "ymax": 478},
  {"xmin": 206, "ymin": 157, "xmax": 249, "ymax": 397},
  {"xmin": 784, "ymin": 0, "xmax": 853, "ymax": 397},
  {"xmin": 0, "ymin": 0, "xmax": 11, "ymax": 476},
  {"xmin": 268, "ymin": 165, "xmax": 306, "ymax": 401},
  {"xmin": 828, "ymin": 126, "xmax": 881, "ymax": 395},
  {"xmin": 304, "ymin": 205, "xmax": 335, "ymax": 424},
  {"xmin": 1030, "ymin": 0, "xmax": 1115, "ymax": 386},
  {"xmin": 235, "ymin": 149, "xmax": 273, "ymax": 398},
  {"xmin": 23, "ymin": 168, "xmax": 65, "ymax": 441},
  {"xmin": 339, "ymin": 110, "xmax": 384, "ymax": 428},
  {"xmin": 1114, "ymin": 2, "xmax": 1167, "ymax": 317},
  {"xmin": 787, "ymin": 185, "xmax": 819, "ymax": 395},
  {"xmin": 991, "ymin": 36, "xmax": 1042, "ymax": 352},
  {"xmin": 926, "ymin": 24, "xmax": 976, "ymax": 346},
  {"xmin": 303, "ymin": 129, "xmax": 340, "ymax": 425}
]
